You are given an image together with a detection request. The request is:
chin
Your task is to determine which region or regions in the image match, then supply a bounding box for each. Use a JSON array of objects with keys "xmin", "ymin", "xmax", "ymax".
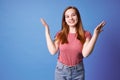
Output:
[{"xmin": 68, "ymin": 24, "xmax": 76, "ymax": 27}]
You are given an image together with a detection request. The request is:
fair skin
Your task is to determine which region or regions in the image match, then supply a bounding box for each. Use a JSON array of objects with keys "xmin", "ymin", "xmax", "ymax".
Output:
[
  {"xmin": 65, "ymin": 9, "xmax": 78, "ymax": 33},
  {"xmin": 40, "ymin": 8, "xmax": 106, "ymax": 57},
  {"xmin": 40, "ymin": 19, "xmax": 59, "ymax": 55}
]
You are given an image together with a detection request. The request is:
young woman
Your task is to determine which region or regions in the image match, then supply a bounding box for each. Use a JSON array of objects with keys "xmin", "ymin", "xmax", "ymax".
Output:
[{"xmin": 40, "ymin": 6, "xmax": 105, "ymax": 80}]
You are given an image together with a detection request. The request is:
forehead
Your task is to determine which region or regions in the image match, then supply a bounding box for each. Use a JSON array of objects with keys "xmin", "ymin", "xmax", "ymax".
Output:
[{"xmin": 65, "ymin": 8, "xmax": 76, "ymax": 15}]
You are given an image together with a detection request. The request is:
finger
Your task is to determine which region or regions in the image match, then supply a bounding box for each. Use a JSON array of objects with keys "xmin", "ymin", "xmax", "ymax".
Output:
[
  {"xmin": 100, "ymin": 29, "xmax": 104, "ymax": 32},
  {"xmin": 41, "ymin": 18, "xmax": 47, "ymax": 26},
  {"xmin": 40, "ymin": 18, "xmax": 45, "ymax": 24},
  {"xmin": 100, "ymin": 21, "xmax": 106, "ymax": 28},
  {"xmin": 100, "ymin": 21, "xmax": 105, "ymax": 26},
  {"xmin": 97, "ymin": 21, "xmax": 106, "ymax": 30},
  {"xmin": 97, "ymin": 25, "xmax": 102, "ymax": 30}
]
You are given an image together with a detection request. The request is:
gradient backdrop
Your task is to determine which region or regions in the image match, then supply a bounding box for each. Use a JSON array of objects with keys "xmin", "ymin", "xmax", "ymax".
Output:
[{"xmin": 0, "ymin": 0, "xmax": 120, "ymax": 80}]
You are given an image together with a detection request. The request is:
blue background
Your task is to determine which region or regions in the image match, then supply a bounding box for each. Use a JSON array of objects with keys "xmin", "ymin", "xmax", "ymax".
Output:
[{"xmin": 0, "ymin": 0, "xmax": 120, "ymax": 80}]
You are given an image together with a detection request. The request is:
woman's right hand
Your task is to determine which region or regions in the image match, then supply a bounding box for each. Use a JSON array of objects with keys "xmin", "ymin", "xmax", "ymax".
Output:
[
  {"xmin": 40, "ymin": 18, "xmax": 48, "ymax": 27},
  {"xmin": 40, "ymin": 18, "xmax": 49, "ymax": 33}
]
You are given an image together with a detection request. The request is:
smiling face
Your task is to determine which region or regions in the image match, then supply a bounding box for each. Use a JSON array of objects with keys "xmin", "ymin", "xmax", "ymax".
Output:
[
  {"xmin": 65, "ymin": 8, "xmax": 78, "ymax": 27},
  {"xmin": 58, "ymin": 6, "xmax": 85, "ymax": 44}
]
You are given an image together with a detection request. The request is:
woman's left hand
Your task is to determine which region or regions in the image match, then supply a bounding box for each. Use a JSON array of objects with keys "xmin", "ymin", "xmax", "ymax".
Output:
[{"xmin": 94, "ymin": 21, "xmax": 106, "ymax": 35}]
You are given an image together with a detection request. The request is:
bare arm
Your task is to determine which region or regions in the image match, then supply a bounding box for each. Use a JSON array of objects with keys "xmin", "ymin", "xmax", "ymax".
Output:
[
  {"xmin": 82, "ymin": 21, "xmax": 106, "ymax": 57},
  {"xmin": 40, "ymin": 18, "xmax": 59, "ymax": 55}
]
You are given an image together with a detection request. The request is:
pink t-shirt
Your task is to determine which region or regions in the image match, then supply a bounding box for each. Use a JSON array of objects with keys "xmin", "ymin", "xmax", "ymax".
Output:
[{"xmin": 57, "ymin": 31, "xmax": 92, "ymax": 66}]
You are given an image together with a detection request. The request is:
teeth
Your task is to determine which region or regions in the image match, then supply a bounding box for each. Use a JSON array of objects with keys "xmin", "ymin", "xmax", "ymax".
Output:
[{"xmin": 69, "ymin": 21, "xmax": 74, "ymax": 23}]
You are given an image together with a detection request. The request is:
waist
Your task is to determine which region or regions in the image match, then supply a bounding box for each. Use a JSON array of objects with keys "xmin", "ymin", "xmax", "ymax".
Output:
[
  {"xmin": 58, "ymin": 58, "xmax": 83, "ymax": 66},
  {"xmin": 57, "ymin": 60, "xmax": 84, "ymax": 69},
  {"xmin": 58, "ymin": 52, "xmax": 83, "ymax": 66}
]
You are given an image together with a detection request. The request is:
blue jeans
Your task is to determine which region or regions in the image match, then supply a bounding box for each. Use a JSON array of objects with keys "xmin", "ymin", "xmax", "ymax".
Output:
[{"xmin": 55, "ymin": 61, "xmax": 85, "ymax": 80}]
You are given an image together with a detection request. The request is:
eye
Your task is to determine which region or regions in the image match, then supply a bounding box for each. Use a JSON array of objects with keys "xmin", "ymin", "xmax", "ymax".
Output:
[
  {"xmin": 65, "ymin": 15, "xmax": 69, "ymax": 18},
  {"xmin": 72, "ymin": 13, "xmax": 77, "ymax": 17}
]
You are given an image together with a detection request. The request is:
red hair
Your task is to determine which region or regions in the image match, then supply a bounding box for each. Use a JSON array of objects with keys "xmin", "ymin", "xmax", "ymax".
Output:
[{"xmin": 55, "ymin": 6, "xmax": 85, "ymax": 44}]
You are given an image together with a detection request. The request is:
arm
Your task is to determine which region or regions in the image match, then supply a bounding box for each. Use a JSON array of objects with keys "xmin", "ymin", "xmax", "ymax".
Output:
[
  {"xmin": 82, "ymin": 21, "xmax": 106, "ymax": 57},
  {"xmin": 40, "ymin": 18, "xmax": 59, "ymax": 55}
]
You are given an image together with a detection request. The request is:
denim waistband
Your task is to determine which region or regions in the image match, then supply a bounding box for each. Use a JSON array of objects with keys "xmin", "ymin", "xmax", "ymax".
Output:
[{"xmin": 56, "ymin": 61, "xmax": 84, "ymax": 70}]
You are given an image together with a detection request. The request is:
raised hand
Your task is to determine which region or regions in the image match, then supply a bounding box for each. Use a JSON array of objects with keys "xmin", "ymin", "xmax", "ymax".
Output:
[
  {"xmin": 40, "ymin": 18, "xmax": 48, "ymax": 27},
  {"xmin": 40, "ymin": 18, "xmax": 49, "ymax": 33},
  {"xmin": 94, "ymin": 21, "xmax": 106, "ymax": 35}
]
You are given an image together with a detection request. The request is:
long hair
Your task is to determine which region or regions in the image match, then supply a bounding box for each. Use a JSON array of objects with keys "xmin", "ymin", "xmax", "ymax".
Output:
[{"xmin": 55, "ymin": 6, "xmax": 85, "ymax": 44}]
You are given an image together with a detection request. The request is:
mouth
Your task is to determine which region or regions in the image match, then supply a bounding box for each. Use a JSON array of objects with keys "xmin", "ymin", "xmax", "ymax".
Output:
[{"xmin": 68, "ymin": 20, "xmax": 75, "ymax": 24}]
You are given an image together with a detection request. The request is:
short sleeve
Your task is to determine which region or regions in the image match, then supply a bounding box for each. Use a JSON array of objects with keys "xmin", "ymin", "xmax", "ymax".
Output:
[
  {"xmin": 85, "ymin": 31, "xmax": 92, "ymax": 39},
  {"xmin": 54, "ymin": 31, "xmax": 61, "ymax": 41},
  {"xmin": 54, "ymin": 31, "xmax": 60, "ymax": 38}
]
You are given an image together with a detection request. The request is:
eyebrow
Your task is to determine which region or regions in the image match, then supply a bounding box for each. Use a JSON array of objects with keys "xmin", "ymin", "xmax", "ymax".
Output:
[{"xmin": 65, "ymin": 12, "xmax": 76, "ymax": 16}]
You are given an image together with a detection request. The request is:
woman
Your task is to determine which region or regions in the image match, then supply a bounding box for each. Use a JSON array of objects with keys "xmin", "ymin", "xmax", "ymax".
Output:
[{"xmin": 40, "ymin": 6, "xmax": 105, "ymax": 80}]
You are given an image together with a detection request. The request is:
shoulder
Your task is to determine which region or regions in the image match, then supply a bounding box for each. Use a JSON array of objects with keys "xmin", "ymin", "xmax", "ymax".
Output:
[
  {"xmin": 84, "ymin": 30, "xmax": 92, "ymax": 39},
  {"xmin": 55, "ymin": 31, "xmax": 61, "ymax": 37}
]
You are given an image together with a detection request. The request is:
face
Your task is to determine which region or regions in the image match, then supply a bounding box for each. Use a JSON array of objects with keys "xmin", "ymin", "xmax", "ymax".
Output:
[{"xmin": 65, "ymin": 8, "xmax": 78, "ymax": 27}]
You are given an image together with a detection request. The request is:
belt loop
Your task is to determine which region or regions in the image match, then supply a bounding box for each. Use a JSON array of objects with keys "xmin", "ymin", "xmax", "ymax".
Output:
[
  {"xmin": 75, "ymin": 65, "xmax": 77, "ymax": 70},
  {"xmin": 76, "ymin": 63, "xmax": 80, "ymax": 70},
  {"xmin": 62, "ymin": 63, "xmax": 64, "ymax": 70}
]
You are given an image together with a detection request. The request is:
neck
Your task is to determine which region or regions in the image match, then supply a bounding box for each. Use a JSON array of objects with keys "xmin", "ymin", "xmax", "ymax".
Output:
[{"xmin": 69, "ymin": 26, "xmax": 76, "ymax": 33}]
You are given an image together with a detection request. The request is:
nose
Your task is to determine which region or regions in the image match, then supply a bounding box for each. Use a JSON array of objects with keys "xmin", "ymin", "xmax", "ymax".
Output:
[{"xmin": 69, "ymin": 16, "xmax": 73, "ymax": 20}]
